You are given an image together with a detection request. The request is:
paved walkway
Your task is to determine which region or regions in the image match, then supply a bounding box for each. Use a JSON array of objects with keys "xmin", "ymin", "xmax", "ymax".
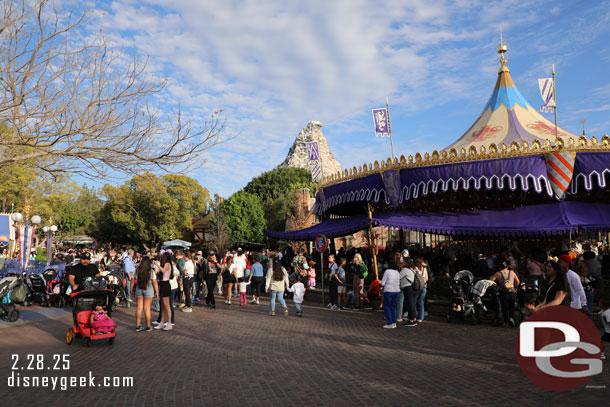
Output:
[{"xmin": 1, "ymin": 297, "xmax": 608, "ymax": 406}]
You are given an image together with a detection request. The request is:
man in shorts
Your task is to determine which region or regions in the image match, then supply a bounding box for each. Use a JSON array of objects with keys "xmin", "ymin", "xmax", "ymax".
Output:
[{"xmin": 335, "ymin": 257, "xmax": 347, "ymax": 309}]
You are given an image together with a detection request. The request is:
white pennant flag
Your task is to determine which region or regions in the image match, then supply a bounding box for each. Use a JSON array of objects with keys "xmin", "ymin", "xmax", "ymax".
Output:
[{"xmin": 538, "ymin": 78, "xmax": 556, "ymax": 113}]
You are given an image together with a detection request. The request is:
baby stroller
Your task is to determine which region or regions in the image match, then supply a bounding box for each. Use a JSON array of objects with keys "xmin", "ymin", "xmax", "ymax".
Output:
[
  {"xmin": 518, "ymin": 281, "xmax": 540, "ymax": 322},
  {"xmin": 471, "ymin": 280, "xmax": 502, "ymax": 325},
  {"xmin": 42, "ymin": 268, "xmax": 65, "ymax": 308},
  {"xmin": 66, "ymin": 290, "xmax": 116, "ymax": 347},
  {"xmin": 446, "ymin": 270, "xmax": 476, "ymax": 324},
  {"xmin": 102, "ymin": 266, "xmax": 129, "ymax": 311},
  {"xmin": 26, "ymin": 272, "xmax": 50, "ymax": 306},
  {"xmin": 0, "ymin": 276, "xmax": 20, "ymax": 322},
  {"xmin": 1, "ymin": 273, "xmax": 30, "ymax": 306}
]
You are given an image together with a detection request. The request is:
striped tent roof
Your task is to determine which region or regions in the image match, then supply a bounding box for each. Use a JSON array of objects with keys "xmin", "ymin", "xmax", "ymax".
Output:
[{"xmin": 445, "ymin": 64, "xmax": 578, "ymax": 152}]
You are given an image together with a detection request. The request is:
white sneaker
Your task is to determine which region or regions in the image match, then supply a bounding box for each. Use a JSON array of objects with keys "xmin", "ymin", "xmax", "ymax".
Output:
[
  {"xmin": 327, "ymin": 303, "xmax": 332, "ymax": 308},
  {"xmin": 152, "ymin": 321, "xmax": 160, "ymax": 326},
  {"xmin": 256, "ymin": 300, "xmax": 260, "ymax": 304},
  {"xmin": 182, "ymin": 307, "xmax": 192, "ymax": 313},
  {"xmin": 154, "ymin": 323, "xmax": 165, "ymax": 330},
  {"xmin": 601, "ymin": 353, "xmax": 606, "ymax": 360},
  {"xmin": 163, "ymin": 324, "xmax": 173, "ymax": 331},
  {"xmin": 332, "ymin": 305, "xmax": 338, "ymax": 310},
  {"xmin": 382, "ymin": 324, "xmax": 396, "ymax": 329}
]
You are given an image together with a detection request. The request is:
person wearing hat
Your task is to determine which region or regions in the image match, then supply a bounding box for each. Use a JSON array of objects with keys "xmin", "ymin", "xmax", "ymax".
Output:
[
  {"xmin": 559, "ymin": 254, "xmax": 588, "ymax": 312},
  {"xmin": 205, "ymin": 252, "xmax": 221, "ymax": 308},
  {"xmin": 67, "ymin": 251, "xmax": 101, "ymax": 292}
]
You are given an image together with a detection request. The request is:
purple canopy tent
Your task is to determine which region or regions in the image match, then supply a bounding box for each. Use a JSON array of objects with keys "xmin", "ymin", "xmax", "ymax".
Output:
[
  {"xmin": 266, "ymin": 202, "xmax": 610, "ymax": 241},
  {"xmin": 266, "ymin": 44, "xmax": 610, "ymax": 242}
]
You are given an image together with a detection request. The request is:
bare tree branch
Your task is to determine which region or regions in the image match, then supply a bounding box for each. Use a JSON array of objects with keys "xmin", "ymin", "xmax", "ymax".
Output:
[{"xmin": 0, "ymin": 0, "xmax": 227, "ymax": 178}]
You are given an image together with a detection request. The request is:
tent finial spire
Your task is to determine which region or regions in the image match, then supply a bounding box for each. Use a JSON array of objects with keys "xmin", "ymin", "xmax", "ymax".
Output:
[{"xmin": 497, "ymin": 26, "xmax": 508, "ymax": 69}]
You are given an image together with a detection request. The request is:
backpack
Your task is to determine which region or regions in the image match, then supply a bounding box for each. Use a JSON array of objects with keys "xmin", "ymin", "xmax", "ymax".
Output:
[
  {"xmin": 412, "ymin": 270, "xmax": 425, "ymax": 292},
  {"xmin": 357, "ymin": 263, "xmax": 368, "ymax": 280},
  {"xmin": 11, "ymin": 280, "xmax": 28, "ymax": 303},
  {"xmin": 82, "ymin": 276, "xmax": 107, "ymax": 291}
]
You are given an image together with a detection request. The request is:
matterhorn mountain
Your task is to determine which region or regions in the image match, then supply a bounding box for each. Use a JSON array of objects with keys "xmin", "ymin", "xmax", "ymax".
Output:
[{"xmin": 276, "ymin": 121, "xmax": 342, "ymax": 177}]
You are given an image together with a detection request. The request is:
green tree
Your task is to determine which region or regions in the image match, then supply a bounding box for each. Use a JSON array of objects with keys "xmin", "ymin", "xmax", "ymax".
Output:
[
  {"xmin": 163, "ymin": 174, "xmax": 211, "ymax": 231},
  {"xmin": 0, "ymin": 162, "xmax": 37, "ymax": 212},
  {"xmin": 94, "ymin": 173, "xmax": 211, "ymax": 246},
  {"xmin": 243, "ymin": 167, "xmax": 315, "ymax": 233},
  {"xmin": 208, "ymin": 194, "xmax": 231, "ymax": 251},
  {"xmin": 221, "ymin": 190, "xmax": 265, "ymax": 243},
  {"xmin": 243, "ymin": 167, "xmax": 314, "ymax": 203}
]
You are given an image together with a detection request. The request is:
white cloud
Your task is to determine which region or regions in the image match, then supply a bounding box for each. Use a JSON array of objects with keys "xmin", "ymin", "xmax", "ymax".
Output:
[{"xmin": 90, "ymin": 0, "xmax": 610, "ymax": 197}]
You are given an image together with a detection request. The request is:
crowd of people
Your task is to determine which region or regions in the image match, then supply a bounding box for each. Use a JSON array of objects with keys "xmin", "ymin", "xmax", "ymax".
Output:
[{"xmin": 50, "ymin": 238, "xmax": 610, "ymax": 356}]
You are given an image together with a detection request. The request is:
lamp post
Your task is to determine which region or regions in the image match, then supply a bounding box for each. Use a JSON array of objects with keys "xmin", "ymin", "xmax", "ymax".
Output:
[
  {"xmin": 11, "ymin": 204, "xmax": 42, "ymax": 270},
  {"xmin": 42, "ymin": 219, "xmax": 58, "ymax": 265}
]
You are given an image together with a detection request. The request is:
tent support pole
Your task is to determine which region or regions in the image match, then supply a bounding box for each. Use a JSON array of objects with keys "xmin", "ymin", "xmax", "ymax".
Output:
[{"xmin": 368, "ymin": 204, "xmax": 379, "ymax": 280}]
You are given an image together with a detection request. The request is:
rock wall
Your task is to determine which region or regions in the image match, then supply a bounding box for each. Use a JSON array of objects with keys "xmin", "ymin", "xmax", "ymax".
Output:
[{"xmin": 276, "ymin": 121, "xmax": 342, "ymax": 177}]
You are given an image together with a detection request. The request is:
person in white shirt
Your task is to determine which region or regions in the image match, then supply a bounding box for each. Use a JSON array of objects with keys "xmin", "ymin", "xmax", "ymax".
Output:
[
  {"xmin": 288, "ymin": 277, "xmax": 306, "ymax": 316},
  {"xmin": 559, "ymin": 255, "xmax": 588, "ymax": 312},
  {"xmin": 181, "ymin": 252, "xmax": 195, "ymax": 313},
  {"xmin": 233, "ymin": 248, "xmax": 247, "ymax": 281},
  {"xmin": 380, "ymin": 253, "xmax": 402, "ymax": 329}
]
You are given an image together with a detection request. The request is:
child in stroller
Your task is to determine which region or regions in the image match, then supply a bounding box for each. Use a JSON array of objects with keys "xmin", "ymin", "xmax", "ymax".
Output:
[{"xmin": 90, "ymin": 301, "xmax": 116, "ymax": 334}]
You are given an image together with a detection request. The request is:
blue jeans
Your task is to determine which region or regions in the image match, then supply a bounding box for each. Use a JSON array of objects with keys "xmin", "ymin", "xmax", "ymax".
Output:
[
  {"xmin": 295, "ymin": 303, "xmax": 302, "ymax": 313},
  {"xmin": 270, "ymin": 290, "xmax": 286, "ymax": 312},
  {"xmin": 396, "ymin": 290, "xmax": 405, "ymax": 319},
  {"xmin": 383, "ymin": 291, "xmax": 399, "ymax": 325},
  {"xmin": 416, "ymin": 287, "xmax": 427, "ymax": 321},
  {"xmin": 124, "ymin": 273, "xmax": 133, "ymax": 300}
]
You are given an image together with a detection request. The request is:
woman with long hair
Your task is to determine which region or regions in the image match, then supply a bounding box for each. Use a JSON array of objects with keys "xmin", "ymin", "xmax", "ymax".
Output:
[
  {"xmin": 131, "ymin": 257, "xmax": 159, "ymax": 331},
  {"xmin": 352, "ymin": 253, "xmax": 367, "ymax": 310},
  {"xmin": 154, "ymin": 252, "xmax": 174, "ymax": 330},
  {"xmin": 489, "ymin": 260, "xmax": 520, "ymax": 326},
  {"xmin": 380, "ymin": 252, "xmax": 401, "ymax": 328},
  {"xmin": 223, "ymin": 255, "xmax": 236, "ymax": 305},
  {"xmin": 539, "ymin": 260, "xmax": 571, "ymax": 309},
  {"xmin": 265, "ymin": 262, "xmax": 289, "ymax": 316}
]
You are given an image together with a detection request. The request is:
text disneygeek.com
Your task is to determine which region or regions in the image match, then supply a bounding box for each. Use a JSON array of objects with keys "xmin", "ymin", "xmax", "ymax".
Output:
[{"xmin": 7, "ymin": 354, "xmax": 133, "ymax": 391}]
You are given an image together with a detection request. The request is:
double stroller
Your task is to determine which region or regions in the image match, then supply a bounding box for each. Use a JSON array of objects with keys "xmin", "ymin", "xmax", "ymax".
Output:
[
  {"xmin": 26, "ymin": 268, "xmax": 66, "ymax": 308},
  {"xmin": 66, "ymin": 290, "xmax": 116, "ymax": 347},
  {"xmin": 446, "ymin": 270, "xmax": 476, "ymax": 324}
]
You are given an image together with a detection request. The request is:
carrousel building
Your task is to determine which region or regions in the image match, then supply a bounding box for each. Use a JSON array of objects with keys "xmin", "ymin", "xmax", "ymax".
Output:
[{"xmin": 266, "ymin": 41, "xmax": 610, "ymax": 274}]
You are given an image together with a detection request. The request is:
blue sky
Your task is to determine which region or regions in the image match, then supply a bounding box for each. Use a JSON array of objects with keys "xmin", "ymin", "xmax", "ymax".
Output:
[{"xmin": 91, "ymin": 0, "xmax": 610, "ymax": 198}]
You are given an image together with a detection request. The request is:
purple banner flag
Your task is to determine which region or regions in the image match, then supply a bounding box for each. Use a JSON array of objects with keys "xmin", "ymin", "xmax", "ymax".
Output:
[
  {"xmin": 306, "ymin": 142, "xmax": 322, "ymax": 182},
  {"xmin": 306, "ymin": 142, "xmax": 320, "ymax": 161},
  {"xmin": 538, "ymin": 78, "xmax": 556, "ymax": 113},
  {"xmin": 372, "ymin": 108, "xmax": 389, "ymax": 137}
]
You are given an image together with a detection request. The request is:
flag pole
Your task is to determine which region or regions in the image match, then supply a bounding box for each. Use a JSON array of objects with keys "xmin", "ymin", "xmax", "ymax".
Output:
[
  {"xmin": 552, "ymin": 64, "xmax": 558, "ymax": 143},
  {"xmin": 386, "ymin": 97, "xmax": 395, "ymax": 161}
]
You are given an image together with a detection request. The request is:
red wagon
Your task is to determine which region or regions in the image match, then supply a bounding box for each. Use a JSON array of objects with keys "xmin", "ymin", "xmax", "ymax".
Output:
[{"xmin": 66, "ymin": 290, "xmax": 116, "ymax": 347}]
